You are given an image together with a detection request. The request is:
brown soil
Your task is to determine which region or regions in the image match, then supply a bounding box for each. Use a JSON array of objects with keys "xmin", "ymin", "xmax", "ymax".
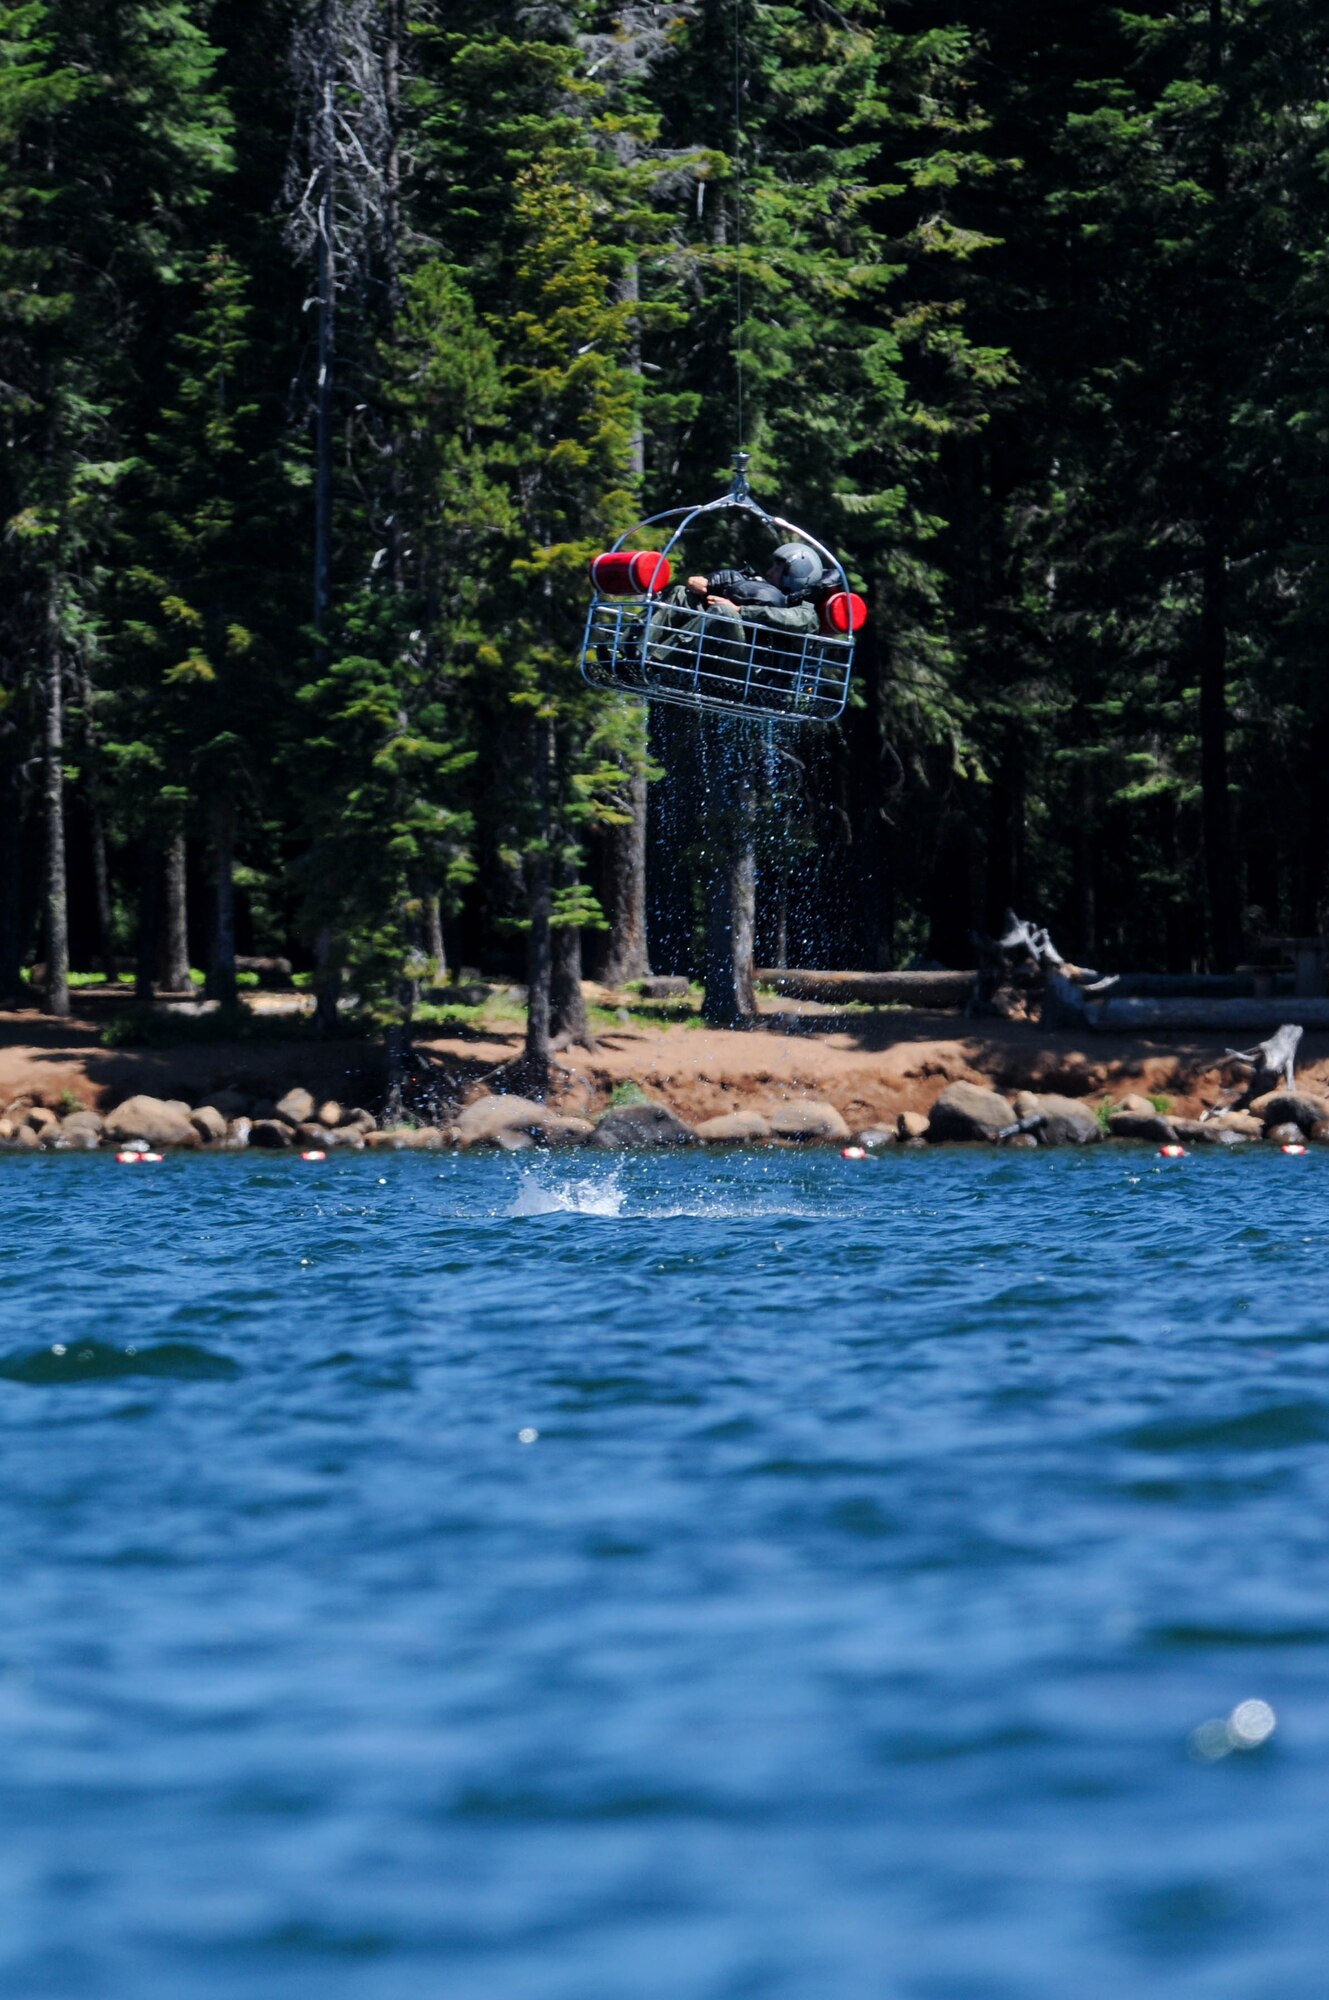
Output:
[{"xmin": 6, "ymin": 994, "xmax": 1328, "ymax": 1127}]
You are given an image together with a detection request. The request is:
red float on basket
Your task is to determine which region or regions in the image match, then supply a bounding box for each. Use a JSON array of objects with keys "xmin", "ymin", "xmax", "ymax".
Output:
[
  {"xmin": 841, "ymin": 1146, "xmax": 867, "ymax": 1160},
  {"xmin": 1282, "ymin": 1143, "xmax": 1307, "ymax": 1155},
  {"xmin": 300, "ymin": 1149, "xmax": 327, "ymax": 1161},
  {"xmin": 1159, "ymin": 1144, "xmax": 1186, "ymax": 1158},
  {"xmin": 589, "ymin": 551, "xmax": 672, "ymax": 596},
  {"xmin": 820, "ymin": 589, "xmax": 868, "ymax": 636}
]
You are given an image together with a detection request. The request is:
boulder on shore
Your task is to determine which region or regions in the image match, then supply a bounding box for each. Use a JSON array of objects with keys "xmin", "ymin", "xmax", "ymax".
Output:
[
  {"xmin": 695, "ymin": 1110, "xmax": 771, "ymax": 1144},
  {"xmin": 1250, "ymin": 1091, "xmax": 1327, "ymax": 1134},
  {"xmin": 1107, "ymin": 1110, "xmax": 1177, "ymax": 1143},
  {"xmin": 1205, "ymin": 1111, "xmax": 1264, "ymax": 1137},
  {"xmin": 294, "ymin": 1121, "xmax": 348, "ymax": 1151},
  {"xmin": 897, "ymin": 1110, "xmax": 930, "ymax": 1141},
  {"xmin": 365, "ymin": 1126, "xmax": 447, "ymax": 1150},
  {"xmin": 1013, "ymin": 1090, "xmax": 1100, "ymax": 1146},
  {"xmin": 926, "ymin": 1081, "xmax": 1016, "ymax": 1144},
  {"xmin": 588, "ymin": 1103, "xmax": 696, "ymax": 1149},
  {"xmin": 248, "ymin": 1118, "xmax": 293, "ymax": 1149},
  {"xmin": 1113, "ymin": 1092, "xmax": 1159, "ymax": 1120},
  {"xmin": 61, "ymin": 1110, "xmax": 104, "ymax": 1138},
  {"xmin": 768, "ymin": 1100, "xmax": 851, "ymax": 1143},
  {"xmin": 1265, "ymin": 1121, "xmax": 1304, "ymax": 1146},
  {"xmin": 856, "ymin": 1127, "xmax": 897, "ymax": 1149},
  {"xmin": 190, "ymin": 1106, "xmax": 227, "ymax": 1145},
  {"xmin": 455, "ymin": 1094, "xmax": 590, "ymax": 1149},
  {"xmin": 103, "ymin": 1095, "xmax": 201, "ymax": 1148},
  {"xmin": 207, "ymin": 1088, "xmax": 251, "ymax": 1120},
  {"xmin": 275, "ymin": 1087, "xmax": 315, "ymax": 1128}
]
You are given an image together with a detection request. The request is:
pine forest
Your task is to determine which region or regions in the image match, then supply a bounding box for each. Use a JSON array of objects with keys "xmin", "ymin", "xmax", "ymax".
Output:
[{"xmin": 4, "ymin": 0, "xmax": 1329, "ymax": 1078}]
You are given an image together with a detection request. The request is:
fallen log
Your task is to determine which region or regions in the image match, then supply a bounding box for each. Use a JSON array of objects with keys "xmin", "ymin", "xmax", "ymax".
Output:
[
  {"xmin": 755, "ymin": 969, "xmax": 975, "ymax": 1008},
  {"xmin": 1084, "ymin": 998, "xmax": 1329, "ymax": 1034},
  {"xmin": 1081, "ymin": 972, "xmax": 1263, "ymax": 1000}
]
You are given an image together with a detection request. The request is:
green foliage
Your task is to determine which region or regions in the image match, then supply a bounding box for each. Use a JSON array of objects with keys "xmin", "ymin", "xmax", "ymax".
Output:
[{"xmin": 9, "ymin": 0, "xmax": 1329, "ymax": 1026}]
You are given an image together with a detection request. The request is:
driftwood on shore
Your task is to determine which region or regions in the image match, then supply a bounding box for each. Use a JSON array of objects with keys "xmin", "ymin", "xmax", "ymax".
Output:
[
  {"xmin": 1201, "ymin": 1024, "xmax": 1303, "ymax": 1117},
  {"xmin": 969, "ymin": 912, "xmax": 1098, "ymax": 1020}
]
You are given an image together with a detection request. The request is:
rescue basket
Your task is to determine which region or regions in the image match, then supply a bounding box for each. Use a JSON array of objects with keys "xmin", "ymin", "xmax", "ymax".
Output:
[{"xmin": 581, "ymin": 457, "xmax": 863, "ymax": 726}]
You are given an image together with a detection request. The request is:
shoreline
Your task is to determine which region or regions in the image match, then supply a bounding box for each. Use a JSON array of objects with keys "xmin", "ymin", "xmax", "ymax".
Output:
[{"xmin": 4, "ymin": 999, "xmax": 1328, "ymax": 1152}]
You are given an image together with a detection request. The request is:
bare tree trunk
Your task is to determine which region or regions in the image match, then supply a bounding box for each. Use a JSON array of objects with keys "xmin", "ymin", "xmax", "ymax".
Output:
[
  {"xmin": 135, "ymin": 842, "xmax": 158, "ymax": 1001},
  {"xmin": 158, "ymin": 823, "xmax": 191, "ymax": 991},
  {"xmin": 524, "ymin": 718, "xmax": 554, "ymax": 1094},
  {"xmin": 42, "ymin": 629, "xmax": 69, "ymax": 1018},
  {"xmin": 600, "ymin": 769, "xmax": 650, "ymax": 985},
  {"xmin": 596, "ymin": 259, "xmax": 653, "ymax": 988},
  {"xmin": 313, "ymin": 8, "xmax": 336, "ymax": 653},
  {"xmin": 551, "ymin": 911, "xmax": 589, "ymax": 1043},
  {"xmin": 0, "ymin": 755, "xmax": 24, "ymax": 1000},
  {"xmin": 773, "ymin": 873, "xmax": 789, "ymax": 969},
  {"xmin": 525, "ymin": 859, "xmax": 552, "ymax": 1095},
  {"xmin": 1200, "ymin": 522, "xmax": 1237, "ymax": 970},
  {"xmin": 621, "ymin": 256, "xmax": 645, "ymax": 482},
  {"xmin": 207, "ymin": 794, "xmax": 237, "ymax": 1002},
  {"xmin": 88, "ymin": 797, "xmax": 115, "ymax": 976},
  {"xmin": 75, "ymin": 661, "xmax": 115, "ymax": 975},
  {"xmin": 384, "ymin": 926, "xmax": 415, "ymax": 1123},
  {"xmin": 314, "ymin": 924, "xmax": 341, "ymax": 1032},
  {"xmin": 702, "ymin": 747, "xmax": 756, "ymax": 1026},
  {"xmin": 423, "ymin": 889, "xmax": 446, "ymax": 982}
]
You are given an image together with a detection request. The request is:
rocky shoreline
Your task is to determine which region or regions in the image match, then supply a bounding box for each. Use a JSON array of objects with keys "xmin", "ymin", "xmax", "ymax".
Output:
[{"xmin": 4, "ymin": 1077, "xmax": 1328, "ymax": 1154}]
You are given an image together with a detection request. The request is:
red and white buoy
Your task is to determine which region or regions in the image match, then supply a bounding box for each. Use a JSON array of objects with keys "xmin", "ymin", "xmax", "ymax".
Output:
[
  {"xmin": 300, "ymin": 1149, "xmax": 327, "ymax": 1161},
  {"xmin": 1158, "ymin": 1144, "xmax": 1186, "ymax": 1158}
]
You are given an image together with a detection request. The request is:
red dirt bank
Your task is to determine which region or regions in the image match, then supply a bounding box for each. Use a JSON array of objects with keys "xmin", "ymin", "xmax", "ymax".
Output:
[{"xmin": 4, "ymin": 1001, "xmax": 1327, "ymax": 1127}]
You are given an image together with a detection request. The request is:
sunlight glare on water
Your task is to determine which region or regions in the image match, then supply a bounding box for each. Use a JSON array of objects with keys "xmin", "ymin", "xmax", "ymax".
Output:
[{"xmin": 0, "ymin": 1144, "xmax": 1326, "ymax": 1999}]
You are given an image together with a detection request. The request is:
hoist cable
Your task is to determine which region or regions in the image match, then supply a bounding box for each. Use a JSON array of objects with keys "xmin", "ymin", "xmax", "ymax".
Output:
[{"xmin": 732, "ymin": 0, "xmax": 745, "ymax": 455}]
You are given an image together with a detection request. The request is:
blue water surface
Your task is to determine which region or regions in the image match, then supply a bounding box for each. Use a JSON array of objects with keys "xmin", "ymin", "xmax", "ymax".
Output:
[{"xmin": 1, "ymin": 1145, "xmax": 1327, "ymax": 1999}]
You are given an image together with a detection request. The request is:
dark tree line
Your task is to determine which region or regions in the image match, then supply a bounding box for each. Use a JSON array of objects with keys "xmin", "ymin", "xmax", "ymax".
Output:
[{"xmin": 4, "ymin": 0, "xmax": 1329, "ymax": 1077}]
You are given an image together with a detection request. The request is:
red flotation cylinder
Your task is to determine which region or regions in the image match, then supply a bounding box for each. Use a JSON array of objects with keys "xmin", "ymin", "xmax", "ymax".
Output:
[
  {"xmin": 589, "ymin": 551, "xmax": 672, "ymax": 596},
  {"xmin": 820, "ymin": 589, "xmax": 867, "ymax": 636}
]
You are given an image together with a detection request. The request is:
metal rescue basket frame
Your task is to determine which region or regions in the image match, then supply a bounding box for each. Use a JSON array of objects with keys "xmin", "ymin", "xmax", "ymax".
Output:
[{"xmin": 580, "ymin": 456, "xmax": 861, "ymax": 726}]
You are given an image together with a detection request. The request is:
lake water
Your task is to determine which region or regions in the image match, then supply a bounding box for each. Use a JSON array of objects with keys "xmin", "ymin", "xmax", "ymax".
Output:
[{"xmin": 1, "ymin": 1146, "xmax": 1326, "ymax": 1998}]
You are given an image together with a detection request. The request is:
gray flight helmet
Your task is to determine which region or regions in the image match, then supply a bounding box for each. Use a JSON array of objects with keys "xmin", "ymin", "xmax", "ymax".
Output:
[{"xmin": 766, "ymin": 540, "xmax": 825, "ymax": 595}]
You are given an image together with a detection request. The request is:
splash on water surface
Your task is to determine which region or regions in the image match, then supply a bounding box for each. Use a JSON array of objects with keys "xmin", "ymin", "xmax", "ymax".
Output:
[{"xmin": 508, "ymin": 1168, "xmax": 627, "ymax": 1217}]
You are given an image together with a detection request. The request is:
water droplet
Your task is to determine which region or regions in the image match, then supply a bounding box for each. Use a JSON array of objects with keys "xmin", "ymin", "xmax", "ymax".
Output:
[
  {"xmin": 1228, "ymin": 1698, "xmax": 1276, "ymax": 1748},
  {"xmin": 517, "ymin": 1427, "xmax": 539, "ymax": 1445}
]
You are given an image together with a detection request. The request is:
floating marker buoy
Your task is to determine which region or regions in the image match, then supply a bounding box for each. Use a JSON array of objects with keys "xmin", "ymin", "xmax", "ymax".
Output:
[
  {"xmin": 1159, "ymin": 1144, "xmax": 1186, "ymax": 1158},
  {"xmin": 1282, "ymin": 1143, "xmax": 1307, "ymax": 1155},
  {"xmin": 300, "ymin": 1149, "xmax": 326, "ymax": 1161},
  {"xmin": 842, "ymin": 1146, "xmax": 867, "ymax": 1160},
  {"xmin": 116, "ymin": 1150, "xmax": 163, "ymax": 1164}
]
